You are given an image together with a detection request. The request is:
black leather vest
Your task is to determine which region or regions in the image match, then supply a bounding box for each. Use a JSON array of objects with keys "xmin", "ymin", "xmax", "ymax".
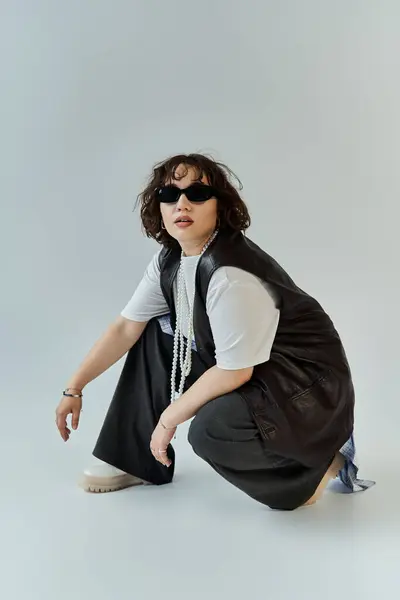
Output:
[{"xmin": 159, "ymin": 231, "xmax": 354, "ymax": 466}]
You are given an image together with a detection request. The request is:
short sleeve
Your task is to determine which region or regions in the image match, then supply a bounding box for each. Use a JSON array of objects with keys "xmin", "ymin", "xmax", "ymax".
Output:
[
  {"xmin": 120, "ymin": 251, "xmax": 169, "ymax": 322},
  {"xmin": 206, "ymin": 267, "xmax": 280, "ymax": 370}
]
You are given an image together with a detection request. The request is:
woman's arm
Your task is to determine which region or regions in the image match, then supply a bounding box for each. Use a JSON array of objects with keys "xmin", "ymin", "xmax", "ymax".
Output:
[
  {"xmin": 57, "ymin": 316, "xmax": 147, "ymax": 441},
  {"xmin": 160, "ymin": 365, "xmax": 253, "ymax": 428},
  {"xmin": 66, "ymin": 316, "xmax": 147, "ymax": 391},
  {"xmin": 67, "ymin": 250, "xmax": 167, "ymax": 391}
]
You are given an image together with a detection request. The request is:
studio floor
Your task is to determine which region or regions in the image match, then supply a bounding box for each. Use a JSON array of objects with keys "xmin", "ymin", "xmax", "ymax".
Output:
[{"xmin": 1, "ymin": 399, "xmax": 398, "ymax": 600}]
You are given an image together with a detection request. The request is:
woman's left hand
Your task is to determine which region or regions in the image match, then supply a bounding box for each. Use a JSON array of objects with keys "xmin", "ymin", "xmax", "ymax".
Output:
[{"xmin": 150, "ymin": 421, "xmax": 176, "ymax": 467}]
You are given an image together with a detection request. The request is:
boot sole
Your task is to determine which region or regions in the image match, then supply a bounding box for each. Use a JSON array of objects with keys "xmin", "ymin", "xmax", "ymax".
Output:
[{"xmin": 79, "ymin": 474, "xmax": 145, "ymax": 494}]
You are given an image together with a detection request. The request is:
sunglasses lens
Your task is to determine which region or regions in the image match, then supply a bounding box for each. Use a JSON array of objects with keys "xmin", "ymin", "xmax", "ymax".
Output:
[
  {"xmin": 158, "ymin": 186, "xmax": 180, "ymax": 203},
  {"xmin": 185, "ymin": 184, "xmax": 214, "ymax": 202},
  {"xmin": 158, "ymin": 184, "xmax": 216, "ymax": 203}
]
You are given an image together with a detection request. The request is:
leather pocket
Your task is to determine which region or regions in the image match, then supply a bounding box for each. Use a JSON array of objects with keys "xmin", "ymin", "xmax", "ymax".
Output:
[{"xmin": 286, "ymin": 369, "xmax": 339, "ymax": 440}]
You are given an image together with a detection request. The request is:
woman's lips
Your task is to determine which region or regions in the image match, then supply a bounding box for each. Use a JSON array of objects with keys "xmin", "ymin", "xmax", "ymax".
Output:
[
  {"xmin": 174, "ymin": 217, "xmax": 194, "ymax": 228},
  {"xmin": 175, "ymin": 221, "xmax": 193, "ymax": 228}
]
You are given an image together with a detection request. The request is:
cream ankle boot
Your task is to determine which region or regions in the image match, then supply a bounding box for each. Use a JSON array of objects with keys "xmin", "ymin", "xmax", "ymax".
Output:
[{"xmin": 80, "ymin": 462, "xmax": 147, "ymax": 493}]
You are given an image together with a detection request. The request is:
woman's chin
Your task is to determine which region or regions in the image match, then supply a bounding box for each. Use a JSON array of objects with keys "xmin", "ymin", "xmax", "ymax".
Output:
[
  {"xmin": 167, "ymin": 225, "xmax": 216, "ymax": 248},
  {"xmin": 170, "ymin": 225, "xmax": 196, "ymax": 241}
]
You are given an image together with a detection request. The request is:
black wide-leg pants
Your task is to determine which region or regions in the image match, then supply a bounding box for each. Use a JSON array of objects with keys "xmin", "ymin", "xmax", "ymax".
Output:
[{"xmin": 93, "ymin": 318, "xmax": 334, "ymax": 510}]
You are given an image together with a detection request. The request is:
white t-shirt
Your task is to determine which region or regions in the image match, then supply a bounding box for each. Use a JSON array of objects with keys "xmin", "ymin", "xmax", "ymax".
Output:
[{"xmin": 121, "ymin": 251, "xmax": 280, "ymax": 370}]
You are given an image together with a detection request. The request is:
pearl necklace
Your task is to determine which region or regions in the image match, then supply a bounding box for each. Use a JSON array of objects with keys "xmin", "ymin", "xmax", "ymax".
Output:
[{"xmin": 170, "ymin": 230, "xmax": 219, "ymax": 404}]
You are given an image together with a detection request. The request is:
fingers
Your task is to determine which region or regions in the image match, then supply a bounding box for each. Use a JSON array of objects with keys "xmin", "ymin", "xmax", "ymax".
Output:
[
  {"xmin": 55, "ymin": 397, "xmax": 82, "ymax": 441},
  {"xmin": 150, "ymin": 446, "xmax": 171, "ymax": 467},
  {"xmin": 56, "ymin": 411, "xmax": 69, "ymax": 442},
  {"xmin": 71, "ymin": 407, "xmax": 80, "ymax": 431},
  {"xmin": 159, "ymin": 450, "xmax": 171, "ymax": 467}
]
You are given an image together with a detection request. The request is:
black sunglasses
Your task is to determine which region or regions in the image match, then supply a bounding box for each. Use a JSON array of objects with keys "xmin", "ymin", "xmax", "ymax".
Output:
[{"xmin": 157, "ymin": 183, "xmax": 217, "ymax": 204}]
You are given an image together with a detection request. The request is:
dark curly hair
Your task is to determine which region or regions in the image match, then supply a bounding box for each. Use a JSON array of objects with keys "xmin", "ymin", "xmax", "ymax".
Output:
[{"xmin": 135, "ymin": 153, "xmax": 251, "ymax": 246}]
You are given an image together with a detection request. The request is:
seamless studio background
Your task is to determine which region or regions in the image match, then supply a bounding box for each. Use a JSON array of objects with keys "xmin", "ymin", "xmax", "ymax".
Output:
[{"xmin": 0, "ymin": 1, "xmax": 399, "ymax": 599}]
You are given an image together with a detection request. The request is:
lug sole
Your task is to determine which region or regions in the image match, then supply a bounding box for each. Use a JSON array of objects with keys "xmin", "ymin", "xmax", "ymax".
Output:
[{"xmin": 80, "ymin": 473, "xmax": 145, "ymax": 494}]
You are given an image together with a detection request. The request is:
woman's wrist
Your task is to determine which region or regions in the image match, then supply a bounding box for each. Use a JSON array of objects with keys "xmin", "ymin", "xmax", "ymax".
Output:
[
  {"xmin": 65, "ymin": 381, "xmax": 85, "ymax": 393},
  {"xmin": 159, "ymin": 414, "xmax": 177, "ymax": 430}
]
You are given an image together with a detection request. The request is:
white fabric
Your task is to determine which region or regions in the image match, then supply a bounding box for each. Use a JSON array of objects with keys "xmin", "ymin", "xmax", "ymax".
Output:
[{"xmin": 121, "ymin": 250, "xmax": 280, "ymax": 370}]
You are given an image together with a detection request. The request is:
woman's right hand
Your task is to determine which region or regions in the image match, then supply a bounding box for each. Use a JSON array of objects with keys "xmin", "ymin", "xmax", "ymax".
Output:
[{"xmin": 55, "ymin": 394, "xmax": 82, "ymax": 442}]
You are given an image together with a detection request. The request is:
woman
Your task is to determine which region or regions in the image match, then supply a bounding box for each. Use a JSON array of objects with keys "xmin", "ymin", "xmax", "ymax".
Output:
[{"xmin": 55, "ymin": 153, "xmax": 373, "ymax": 510}]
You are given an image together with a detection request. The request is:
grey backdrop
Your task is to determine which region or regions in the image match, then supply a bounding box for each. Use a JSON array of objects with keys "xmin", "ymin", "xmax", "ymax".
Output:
[{"xmin": 1, "ymin": 2, "xmax": 398, "ymax": 599}]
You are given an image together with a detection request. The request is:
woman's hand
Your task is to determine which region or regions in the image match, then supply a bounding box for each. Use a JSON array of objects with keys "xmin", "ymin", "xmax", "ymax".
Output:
[
  {"xmin": 150, "ymin": 421, "xmax": 176, "ymax": 467},
  {"xmin": 55, "ymin": 394, "xmax": 82, "ymax": 441}
]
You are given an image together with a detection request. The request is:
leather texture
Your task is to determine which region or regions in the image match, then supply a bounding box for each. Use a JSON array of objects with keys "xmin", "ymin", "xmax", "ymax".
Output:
[{"xmin": 159, "ymin": 231, "xmax": 355, "ymax": 467}]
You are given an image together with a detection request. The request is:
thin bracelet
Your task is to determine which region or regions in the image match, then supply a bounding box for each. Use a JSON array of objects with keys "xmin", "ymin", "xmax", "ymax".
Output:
[
  {"xmin": 63, "ymin": 389, "xmax": 83, "ymax": 398},
  {"xmin": 159, "ymin": 416, "xmax": 176, "ymax": 430}
]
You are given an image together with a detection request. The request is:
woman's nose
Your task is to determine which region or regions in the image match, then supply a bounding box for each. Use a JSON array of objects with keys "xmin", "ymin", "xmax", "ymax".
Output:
[{"xmin": 176, "ymin": 193, "xmax": 191, "ymax": 209}]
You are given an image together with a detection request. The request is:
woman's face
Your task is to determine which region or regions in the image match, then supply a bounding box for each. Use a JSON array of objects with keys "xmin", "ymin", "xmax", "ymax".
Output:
[{"xmin": 159, "ymin": 164, "xmax": 218, "ymax": 255}]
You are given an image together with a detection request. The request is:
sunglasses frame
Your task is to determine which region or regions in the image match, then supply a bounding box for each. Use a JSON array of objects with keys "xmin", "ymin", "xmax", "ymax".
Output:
[{"xmin": 157, "ymin": 183, "xmax": 218, "ymax": 204}]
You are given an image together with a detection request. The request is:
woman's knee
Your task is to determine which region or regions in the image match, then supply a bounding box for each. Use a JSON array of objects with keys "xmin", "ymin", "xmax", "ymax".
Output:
[{"xmin": 187, "ymin": 393, "xmax": 247, "ymax": 458}]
